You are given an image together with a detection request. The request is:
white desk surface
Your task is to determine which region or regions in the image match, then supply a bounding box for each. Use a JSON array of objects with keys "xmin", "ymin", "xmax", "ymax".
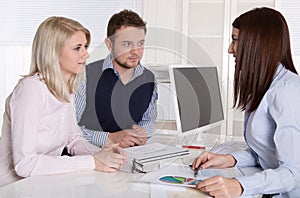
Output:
[
  {"xmin": 0, "ymin": 133, "xmax": 260, "ymax": 198},
  {"xmin": 0, "ymin": 156, "xmax": 205, "ymax": 198},
  {"xmin": 0, "ymin": 170, "xmax": 150, "ymax": 198}
]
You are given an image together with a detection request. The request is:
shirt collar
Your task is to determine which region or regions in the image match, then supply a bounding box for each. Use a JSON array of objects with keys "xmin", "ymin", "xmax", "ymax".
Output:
[
  {"xmin": 273, "ymin": 63, "xmax": 287, "ymax": 82},
  {"xmin": 102, "ymin": 55, "xmax": 144, "ymax": 80}
]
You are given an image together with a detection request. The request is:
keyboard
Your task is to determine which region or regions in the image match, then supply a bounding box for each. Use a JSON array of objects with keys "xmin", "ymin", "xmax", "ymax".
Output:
[{"xmin": 210, "ymin": 141, "xmax": 248, "ymax": 154}]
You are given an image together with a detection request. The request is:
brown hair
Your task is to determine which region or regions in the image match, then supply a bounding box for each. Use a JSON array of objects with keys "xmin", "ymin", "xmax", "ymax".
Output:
[
  {"xmin": 107, "ymin": 9, "xmax": 146, "ymax": 39},
  {"xmin": 232, "ymin": 7, "xmax": 297, "ymax": 112}
]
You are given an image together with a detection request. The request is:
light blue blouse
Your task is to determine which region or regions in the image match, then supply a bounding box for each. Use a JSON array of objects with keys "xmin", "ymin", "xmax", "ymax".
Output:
[{"xmin": 232, "ymin": 64, "xmax": 300, "ymax": 197}]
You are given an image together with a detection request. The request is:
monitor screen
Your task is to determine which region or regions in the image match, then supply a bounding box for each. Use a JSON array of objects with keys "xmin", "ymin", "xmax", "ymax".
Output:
[{"xmin": 169, "ymin": 65, "xmax": 224, "ymax": 136}]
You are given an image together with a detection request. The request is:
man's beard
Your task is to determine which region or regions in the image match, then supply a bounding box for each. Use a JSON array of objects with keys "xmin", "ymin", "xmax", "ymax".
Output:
[{"xmin": 114, "ymin": 57, "xmax": 140, "ymax": 69}]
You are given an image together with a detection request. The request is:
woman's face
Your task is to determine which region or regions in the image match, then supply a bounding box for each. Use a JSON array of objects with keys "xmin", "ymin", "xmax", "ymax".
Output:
[
  {"xmin": 59, "ymin": 31, "xmax": 89, "ymax": 81},
  {"xmin": 228, "ymin": 27, "xmax": 239, "ymax": 60}
]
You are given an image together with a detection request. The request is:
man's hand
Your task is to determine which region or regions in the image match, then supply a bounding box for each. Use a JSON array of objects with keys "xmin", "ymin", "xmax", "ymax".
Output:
[
  {"xmin": 127, "ymin": 124, "xmax": 148, "ymax": 145},
  {"xmin": 107, "ymin": 125, "xmax": 148, "ymax": 148}
]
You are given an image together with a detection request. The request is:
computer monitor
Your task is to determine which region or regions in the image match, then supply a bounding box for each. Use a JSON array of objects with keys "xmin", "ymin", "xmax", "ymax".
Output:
[{"xmin": 169, "ymin": 65, "xmax": 224, "ymax": 137}]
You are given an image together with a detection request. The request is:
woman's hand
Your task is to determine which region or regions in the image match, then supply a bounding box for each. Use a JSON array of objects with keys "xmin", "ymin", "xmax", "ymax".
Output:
[
  {"xmin": 192, "ymin": 151, "xmax": 237, "ymax": 170},
  {"xmin": 192, "ymin": 152, "xmax": 242, "ymax": 197},
  {"xmin": 93, "ymin": 143, "xmax": 127, "ymax": 172},
  {"xmin": 196, "ymin": 176, "xmax": 243, "ymax": 198}
]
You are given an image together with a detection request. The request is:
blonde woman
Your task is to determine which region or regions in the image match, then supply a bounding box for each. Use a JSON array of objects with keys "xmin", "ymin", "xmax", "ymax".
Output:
[{"xmin": 0, "ymin": 16, "xmax": 126, "ymax": 187}]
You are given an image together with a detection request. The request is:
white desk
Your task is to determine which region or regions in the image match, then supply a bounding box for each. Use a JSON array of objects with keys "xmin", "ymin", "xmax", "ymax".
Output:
[
  {"xmin": 0, "ymin": 170, "xmax": 149, "ymax": 198},
  {"xmin": 0, "ymin": 134, "xmax": 261, "ymax": 198},
  {"xmin": 0, "ymin": 134, "xmax": 205, "ymax": 198},
  {"xmin": 0, "ymin": 160, "xmax": 208, "ymax": 198},
  {"xmin": 0, "ymin": 167, "xmax": 262, "ymax": 198}
]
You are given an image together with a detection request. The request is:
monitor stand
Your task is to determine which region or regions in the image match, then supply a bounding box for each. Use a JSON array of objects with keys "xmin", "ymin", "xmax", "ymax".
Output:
[
  {"xmin": 149, "ymin": 129, "xmax": 180, "ymax": 146},
  {"xmin": 180, "ymin": 131, "xmax": 221, "ymax": 150}
]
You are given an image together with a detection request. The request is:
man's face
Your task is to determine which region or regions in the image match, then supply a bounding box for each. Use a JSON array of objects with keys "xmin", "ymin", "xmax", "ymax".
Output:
[{"xmin": 107, "ymin": 26, "xmax": 145, "ymax": 70}]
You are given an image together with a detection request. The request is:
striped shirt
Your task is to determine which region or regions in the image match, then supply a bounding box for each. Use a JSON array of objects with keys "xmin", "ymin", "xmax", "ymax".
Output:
[{"xmin": 75, "ymin": 55, "xmax": 158, "ymax": 147}]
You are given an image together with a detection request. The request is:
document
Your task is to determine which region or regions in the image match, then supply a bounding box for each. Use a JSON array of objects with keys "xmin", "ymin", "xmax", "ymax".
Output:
[
  {"xmin": 133, "ymin": 164, "xmax": 243, "ymax": 187},
  {"xmin": 133, "ymin": 164, "xmax": 261, "ymax": 198}
]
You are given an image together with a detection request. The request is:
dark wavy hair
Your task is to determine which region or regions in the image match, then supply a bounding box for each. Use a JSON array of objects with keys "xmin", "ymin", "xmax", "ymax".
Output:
[{"xmin": 232, "ymin": 7, "xmax": 297, "ymax": 112}]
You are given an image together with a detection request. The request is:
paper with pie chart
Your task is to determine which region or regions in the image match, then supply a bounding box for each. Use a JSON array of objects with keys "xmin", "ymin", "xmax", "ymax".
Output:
[
  {"xmin": 158, "ymin": 175, "xmax": 203, "ymax": 187},
  {"xmin": 131, "ymin": 164, "xmax": 250, "ymax": 189}
]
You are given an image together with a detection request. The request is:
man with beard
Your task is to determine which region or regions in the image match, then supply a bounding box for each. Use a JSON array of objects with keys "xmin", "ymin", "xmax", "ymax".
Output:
[{"xmin": 75, "ymin": 9, "xmax": 157, "ymax": 148}]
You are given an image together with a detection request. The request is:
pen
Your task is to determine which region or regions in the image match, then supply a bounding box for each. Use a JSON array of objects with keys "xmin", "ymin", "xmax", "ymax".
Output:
[
  {"xmin": 194, "ymin": 166, "xmax": 199, "ymax": 177},
  {"xmin": 190, "ymin": 140, "xmax": 220, "ymax": 178},
  {"xmin": 189, "ymin": 138, "xmax": 221, "ymax": 178},
  {"xmin": 182, "ymin": 145, "xmax": 206, "ymax": 150},
  {"xmin": 189, "ymin": 164, "xmax": 200, "ymax": 177}
]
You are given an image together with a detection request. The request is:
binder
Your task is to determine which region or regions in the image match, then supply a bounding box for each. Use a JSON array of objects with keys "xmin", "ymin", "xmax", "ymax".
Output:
[{"xmin": 124, "ymin": 143, "xmax": 190, "ymax": 173}]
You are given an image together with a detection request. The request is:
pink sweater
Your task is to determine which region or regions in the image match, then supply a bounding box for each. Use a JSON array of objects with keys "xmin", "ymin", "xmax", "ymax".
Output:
[{"xmin": 0, "ymin": 74, "xmax": 99, "ymax": 187}]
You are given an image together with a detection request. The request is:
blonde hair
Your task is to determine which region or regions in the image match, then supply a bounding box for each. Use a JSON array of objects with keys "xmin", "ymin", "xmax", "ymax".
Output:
[{"xmin": 28, "ymin": 16, "xmax": 90, "ymax": 102}]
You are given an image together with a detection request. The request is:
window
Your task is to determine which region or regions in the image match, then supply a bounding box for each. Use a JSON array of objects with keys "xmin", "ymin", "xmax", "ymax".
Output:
[
  {"xmin": 0, "ymin": 0, "xmax": 142, "ymax": 47},
  {"xmin": 280, "ymin": 0, "xmax": 300, "ymax": 56}
]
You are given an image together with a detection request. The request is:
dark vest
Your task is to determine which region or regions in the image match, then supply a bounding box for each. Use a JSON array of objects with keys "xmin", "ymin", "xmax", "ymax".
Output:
[{"xmin": 78, "ymin": 59, "xmax": 154, "ymax": 132}]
